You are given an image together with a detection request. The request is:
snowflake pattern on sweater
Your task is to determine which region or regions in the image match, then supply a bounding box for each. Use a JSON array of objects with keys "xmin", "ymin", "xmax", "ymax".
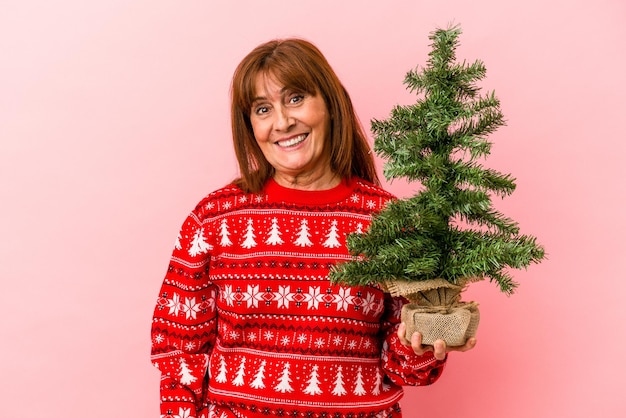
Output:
[{"xmin": 151, "ymin": 178, "xmax": 446, "ymax": 418}]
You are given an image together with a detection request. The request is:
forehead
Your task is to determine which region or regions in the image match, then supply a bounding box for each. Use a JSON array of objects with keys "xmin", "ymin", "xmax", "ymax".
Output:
[
  {"xmin": 252, "ymin": 68, "xmax": 318, "ymax": 99},
  {"xmin": 252, "ymin": 73, "xmax": 285, "ymax": 100}
]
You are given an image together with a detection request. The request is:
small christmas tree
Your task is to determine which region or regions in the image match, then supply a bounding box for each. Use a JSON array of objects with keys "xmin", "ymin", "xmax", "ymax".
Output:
[
  {"xmin": 178, "ymin": 358, "xmax": 197, "ymax": 386},
  {"xmin": 189, "ymin": 227, "xmax": 210, "ymax": 256},
  {"xmin": 331, "ymin": 25, "xmax": 545, "ymax": 345}
]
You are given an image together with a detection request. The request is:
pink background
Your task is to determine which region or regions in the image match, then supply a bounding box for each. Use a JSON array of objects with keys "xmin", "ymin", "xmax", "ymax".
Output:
[{"xmin": 2, "ymin": 0, "xmax": 625, "ymax": 417}]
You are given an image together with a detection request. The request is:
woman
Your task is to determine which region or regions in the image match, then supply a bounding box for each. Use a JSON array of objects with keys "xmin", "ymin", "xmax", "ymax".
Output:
[{"xmin": 150, "ymin": 38, "xmax": 475, "ymax": 418}]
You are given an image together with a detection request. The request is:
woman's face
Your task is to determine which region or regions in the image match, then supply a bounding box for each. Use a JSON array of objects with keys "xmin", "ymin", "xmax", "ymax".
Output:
[{"xmin": 249, "ymin": 73, "xmax": 333, "ymax": 189}]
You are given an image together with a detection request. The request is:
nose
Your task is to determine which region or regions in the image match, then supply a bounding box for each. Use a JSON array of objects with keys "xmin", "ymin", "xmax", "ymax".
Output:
[{"xmin": 274, "ymin": 105, "xmax": 294, "ymax": 131}]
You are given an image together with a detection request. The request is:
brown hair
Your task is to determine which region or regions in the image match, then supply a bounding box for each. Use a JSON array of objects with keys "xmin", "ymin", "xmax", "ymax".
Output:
[{"xmin": 230, "ymin": 38, "xmax": 380, "ymax": 193}]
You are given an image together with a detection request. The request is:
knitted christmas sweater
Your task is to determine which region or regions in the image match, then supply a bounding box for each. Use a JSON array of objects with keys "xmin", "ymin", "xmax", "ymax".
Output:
[{"xmin": 151, "ymin": 177, "xmax": 446, "ymax": 418}]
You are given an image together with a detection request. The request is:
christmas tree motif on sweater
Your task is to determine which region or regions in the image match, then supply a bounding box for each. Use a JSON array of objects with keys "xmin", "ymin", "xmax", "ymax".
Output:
[
  {"xmin": 372, "ymin": 369, "xmax": 383, "ymax": 396},
  {"xmin": 354, "ymin": 222, "xmax": 364, "ymax": 234},
  {"xmin": 214, "ymin": 355, "xmax": 228, "ymax": 383},
  {"xmin": 250, "ymin": 360, "xmax": 267, "ymax": 389},
  {"xmin": 274, "ymin": 362, "xmax": 294, "ymax": 393},
  {"xmin": 293, "ymin": 219, "xmax": 313, "ymax": 247},
  {"xmin": 232, "ymin": 357, "xmax": 246, "ymax": 386},
  {"xmin": 219, "ymin": 219, "xmax": 232, "ymax": 247},
  {"xmin": 265, "ymin": 217, "xmax": 284, "ymax": 245},
  {"xmin": 241, "ymin": 218, "xmax": 257, "ymax": 249},
  {"xmin": 175, "ymin": 232, "xmax": 182, "ymax": 250},
  {"xmin": 353, "ymin": 366, "xmax": 367, "ymax": 396},
  {"xmin": 178, "ymin": 358, "xmax": 197, "ymax": 385},
  {"xmin": 332, "ymin": 365, "xmax": 347, "ymax": 396},
  {"xmin": 189, "ymin": 227, "xmax": 210, "ymax": 256},
  {"xmin": 322, "ymin": 219, "xmax": 341, "ymax": 248},
  {"xmin": 303, "ymin": 364, "xmax": 323, "ymax": 395}
]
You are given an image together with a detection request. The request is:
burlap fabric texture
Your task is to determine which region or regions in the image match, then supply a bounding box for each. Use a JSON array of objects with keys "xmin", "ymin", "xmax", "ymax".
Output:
[{"xmin": 382, "ymin": 277, "xmax": 481, "ymax": 346}]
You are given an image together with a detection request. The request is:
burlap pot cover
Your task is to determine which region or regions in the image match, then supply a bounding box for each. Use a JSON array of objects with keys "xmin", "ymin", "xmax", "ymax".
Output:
[
  {"xmin": 401, "ymin": 301, "xmax": 480, "ymax": 346},
  {"xmin": 382, "ymin": 277, "xmax": 481, "ymax": 346}
]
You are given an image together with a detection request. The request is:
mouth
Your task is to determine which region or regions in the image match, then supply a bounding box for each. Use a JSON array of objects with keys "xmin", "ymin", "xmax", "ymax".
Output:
[{"xmin": 275, "ymin": 133, "xmax": 308, "ymax": 148}]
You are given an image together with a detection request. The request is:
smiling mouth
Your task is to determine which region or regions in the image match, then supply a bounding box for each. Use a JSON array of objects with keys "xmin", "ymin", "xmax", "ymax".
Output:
[{"xmin": 276, "ymin": 134, "xmax": 308, "ymax": 148}]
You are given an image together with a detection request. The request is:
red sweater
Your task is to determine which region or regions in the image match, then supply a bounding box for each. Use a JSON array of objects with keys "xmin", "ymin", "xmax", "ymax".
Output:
[{"xmin": 151, "ymin": 178, "xmax": 446, "ymax": 418}]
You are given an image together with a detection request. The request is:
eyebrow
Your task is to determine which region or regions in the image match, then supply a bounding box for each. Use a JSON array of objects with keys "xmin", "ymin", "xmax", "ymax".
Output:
[{"xmin": 251, "ymin": 87, "xmax": 293, "ymax": 103}]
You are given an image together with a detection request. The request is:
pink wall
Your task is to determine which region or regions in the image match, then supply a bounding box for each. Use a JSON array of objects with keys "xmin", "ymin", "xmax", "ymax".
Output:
[{"xmin": 2, "ymin": 1, "xmax": 625, "ymax": 416}]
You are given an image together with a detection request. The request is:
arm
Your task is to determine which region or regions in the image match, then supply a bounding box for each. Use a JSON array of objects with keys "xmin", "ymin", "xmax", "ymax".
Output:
[
  {"xmin": 380, "ymin": 294, "xmax": 447, "ymax": 386},
  {"xmin": 151, "ymin": 212, "xmax": 217, "ymax": 415}
]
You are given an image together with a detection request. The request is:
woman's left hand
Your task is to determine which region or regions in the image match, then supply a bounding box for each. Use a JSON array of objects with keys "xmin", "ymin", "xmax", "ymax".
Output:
[{"xmin": 397, "ymin": 322, "xmax": 477, "ymax": 361}]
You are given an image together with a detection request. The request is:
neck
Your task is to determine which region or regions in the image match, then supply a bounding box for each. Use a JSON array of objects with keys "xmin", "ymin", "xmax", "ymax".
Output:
[{"xmin": 272, "ymin": 170, "xmax": 341, "ymax": 191}]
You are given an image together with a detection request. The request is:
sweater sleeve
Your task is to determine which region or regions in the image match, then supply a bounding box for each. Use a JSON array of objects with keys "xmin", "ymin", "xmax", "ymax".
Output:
[
  {"xmin": 380, "ymin": 293, "xmax": 447, "ymax": 386},
  {"xmin": 150, "ymin": 210, "xmax": 218, "ymax": 415}
]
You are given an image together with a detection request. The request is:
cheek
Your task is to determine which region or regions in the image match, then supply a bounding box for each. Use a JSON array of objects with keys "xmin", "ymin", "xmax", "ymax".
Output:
[{"xmin": 250, "ymin": 119, "xmax": 270, "ymax": 142}]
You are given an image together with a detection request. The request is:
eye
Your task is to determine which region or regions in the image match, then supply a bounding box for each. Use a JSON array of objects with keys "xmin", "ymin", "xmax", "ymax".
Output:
[
  {"xmin": 288, "ymin": 94, "xmax": 305, "ymax": 105},
  {"xmin": 254, "ymin": 105, "xmax": 270, "ymax": 116}
]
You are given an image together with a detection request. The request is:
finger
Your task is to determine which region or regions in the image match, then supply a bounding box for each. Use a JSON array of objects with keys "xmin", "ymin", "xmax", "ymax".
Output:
[
  {"xmin": 397, "ymin": 322, "xmax": 410, "ymax": 346},
  {"xmin": 464, "ymin": 337, "xmax": 477, "ymax": 351},
  {"xmin": 446, "ymin": 337, "xmax": 477, "ymax": 353},
  {"xmin": 433, "ymin": 339, "xmax": 447, "ymax": 360},
  {"xmin": 411, "ymin": 332, "xmax": 431, "ymax": 356}
]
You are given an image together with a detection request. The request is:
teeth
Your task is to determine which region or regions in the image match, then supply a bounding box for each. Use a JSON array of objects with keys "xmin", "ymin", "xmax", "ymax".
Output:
[{"xmin": 277, "ymin": 134, "xmax": 307, "ymax": 147}]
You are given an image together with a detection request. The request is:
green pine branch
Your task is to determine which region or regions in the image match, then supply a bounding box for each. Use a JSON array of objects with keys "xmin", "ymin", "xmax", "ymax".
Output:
[{"xmin": 330, "ymin": 25, "xmax": 545, "ymax": 294}]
